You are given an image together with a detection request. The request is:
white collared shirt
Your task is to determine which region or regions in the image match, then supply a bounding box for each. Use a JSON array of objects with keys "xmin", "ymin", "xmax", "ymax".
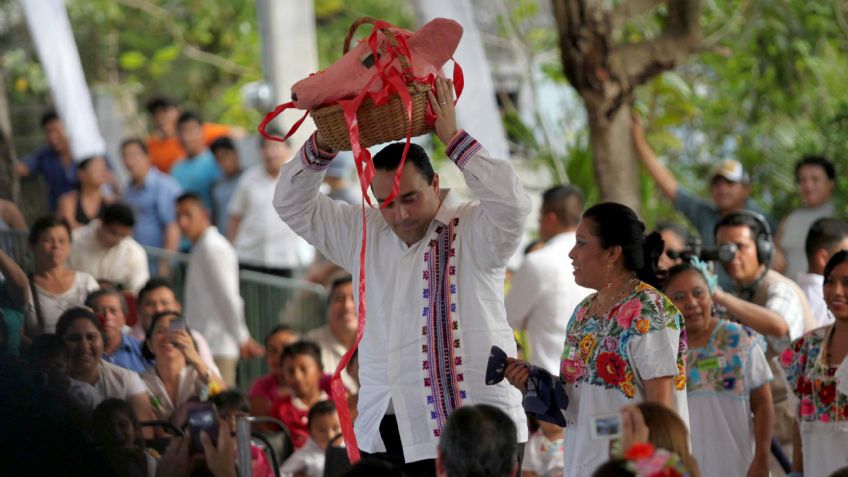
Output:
[
  {"xmin": 183, "ymin": 227, "xmax": 249, "ymax": 358},
  {"xmin": 796, "ymin": 272, "xmax": 831, "ymax": 328},
  {"xmin": 228, "ymin": 165, "xmax": 314, "ymax": 269},
  {"xmin": 70, "ymin": 220, "xmax": 150, "ymax": 293},
  {"xmin": 274, "ymin": 131, "xmax": 531, "ymax": 462},
  {"xmin": 506, "ymin": 232, "xmax": 592, "ymax": 374}
]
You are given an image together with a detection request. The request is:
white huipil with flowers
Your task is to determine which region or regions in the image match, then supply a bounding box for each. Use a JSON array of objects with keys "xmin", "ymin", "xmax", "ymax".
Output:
[
  {"xmin": 273, "ymin": 131, "xmax": 530, "ymax": 462},
  {"xmin": 559, "ymin": 282, "xmax": 689, "ymax": 477},
  {"xmin": 782, "ymin": 325, "xmax": 848, "ymax": 476},
  {"xmin": 686, "ymin": 319, "xmax": 773, "ymax": 477}
]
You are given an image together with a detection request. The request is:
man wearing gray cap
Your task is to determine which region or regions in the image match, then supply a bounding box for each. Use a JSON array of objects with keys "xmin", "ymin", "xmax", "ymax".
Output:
[{"xmin": 631, "ymin": 117, "xmax": 774, "ymax": 288}]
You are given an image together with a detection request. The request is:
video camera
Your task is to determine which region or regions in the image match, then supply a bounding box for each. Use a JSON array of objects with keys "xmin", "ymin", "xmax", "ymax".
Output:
[{"xmin": 666, "ymin": 236, "xmax": 738, "ymax": 264}]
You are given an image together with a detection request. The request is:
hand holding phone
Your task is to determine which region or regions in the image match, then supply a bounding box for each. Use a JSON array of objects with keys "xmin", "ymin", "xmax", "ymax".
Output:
[
  {"xmin": 188, "ymin": 403, "xmax": 219, "ymax": 454},
  {"xmin": 589, "ymin": 413, "xmax": 622, "ymax": 440}
]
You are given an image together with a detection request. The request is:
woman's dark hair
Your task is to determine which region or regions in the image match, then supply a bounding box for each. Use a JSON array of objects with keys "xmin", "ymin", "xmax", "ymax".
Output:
[
  {"xmin": 211, "ymin": 390, "xmax": 250, "ymax": 414},
  {"xmin": 824, "ymin": 250, "xmax": 848, "ymax": 282},
  {"xmin": 55, "ymin": 307, "xmax": 108, "ymax": 349},
  {"xmin": 264, "ymin": 324, "xmax": 299, "ymax": 346},
  {"xmin": 142, "ymin": 311, "xmax": 192, "ymax": 360},
  {"xmin": 663, "ymin": 263, "xmax": 709, "ymax": 291},
  {"xmin": 582, "ymin": 202, "xmax": 665, "ymax": 287},
  {"xmin": 91, "ymin": 398, "xmax": 142, "ymax": 448},
  {"xmin": 280, "ymin": 340, "xmax": 323, "ymax": 371},
  {"xmin": 29, "ymin": 215, "xmax": 72, "ymax": 245}
]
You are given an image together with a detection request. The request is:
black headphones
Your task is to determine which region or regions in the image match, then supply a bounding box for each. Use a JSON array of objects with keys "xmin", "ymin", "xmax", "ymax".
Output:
[{"xmin": 715, "ymin": 210, "xmax": 774, "ymax": 266}]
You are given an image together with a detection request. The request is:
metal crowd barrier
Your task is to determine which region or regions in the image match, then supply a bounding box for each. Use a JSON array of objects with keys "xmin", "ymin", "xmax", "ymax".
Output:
[{"xmin": 0, "ymin": 229, "xmax": 328, "ymax": 391}]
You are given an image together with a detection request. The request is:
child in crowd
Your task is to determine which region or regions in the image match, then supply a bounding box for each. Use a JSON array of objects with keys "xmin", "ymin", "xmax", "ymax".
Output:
[
  {"xmin": 280, "ymin": 400, "xmax": 342, "ymax": 477},
  {"xmin": 522, "ymin": 419, "xmax": 564, "ymax": 477},
  {"xmin": 27, "ymin": 333, "xmax": 103, "ymax": 413},
  {"xmin": 270, "ymin": 341, "xmax": 328, "ymax": 448},
  {"xmin": 249, "ymin": 324, "xmax": 300, "ymax": 416},
  {"xmin": 91, "ymin": 398, "xmax": 158, "ymax": 477},
  {"xmin": 212, "ymin": 390, "xmax": 274, "ymax": 477}
]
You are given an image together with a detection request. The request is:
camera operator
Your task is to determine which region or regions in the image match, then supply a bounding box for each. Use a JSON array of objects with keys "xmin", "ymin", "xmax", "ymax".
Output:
[{"xmin": 711, "ymin": 211, "xmax": 816, "ymax": 470}]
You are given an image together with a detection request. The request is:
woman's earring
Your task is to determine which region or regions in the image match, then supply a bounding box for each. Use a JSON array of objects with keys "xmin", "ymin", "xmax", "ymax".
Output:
[
  {"xmin": 711, "ymin": 304, "xmax": 718, "ymax": 317},
  {"xmin": 605, "ymin": 263, "xmax": 613, "ymax": 289}
]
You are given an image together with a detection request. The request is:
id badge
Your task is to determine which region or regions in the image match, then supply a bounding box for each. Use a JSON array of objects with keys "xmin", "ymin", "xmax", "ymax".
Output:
[{"xmin": 696, "ymin": 356, "xmax": 725, "ymax": 370}]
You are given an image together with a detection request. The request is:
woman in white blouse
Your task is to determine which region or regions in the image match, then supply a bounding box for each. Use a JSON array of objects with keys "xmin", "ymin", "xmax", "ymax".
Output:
[
  {"xmin": 56, "ymin": 307, "xmax": 154, "ymax": 426},
  {"xmin": 25, "ymin": 216, "xmax": 98, "ymax": 336},
  {"xmin": 505, "ymin": 203, "xmax": 689, "ymax": 477},
  {"xmin": 139, "ymin": 311, "xmax": 224, "ymax": 421}
]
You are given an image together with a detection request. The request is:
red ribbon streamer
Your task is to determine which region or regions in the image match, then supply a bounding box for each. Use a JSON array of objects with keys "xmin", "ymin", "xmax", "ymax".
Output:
[{"xmin": 257, "ymin": 20, "xmax": 464, "ymax": 464}]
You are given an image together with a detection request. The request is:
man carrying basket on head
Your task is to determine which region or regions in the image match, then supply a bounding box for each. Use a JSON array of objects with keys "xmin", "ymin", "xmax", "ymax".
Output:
[{"xmin": 273, "ymin": 76, "xmax": 530, "ymax": 475}]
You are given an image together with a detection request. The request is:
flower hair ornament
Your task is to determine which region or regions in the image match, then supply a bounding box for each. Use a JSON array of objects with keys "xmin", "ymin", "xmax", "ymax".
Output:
[
  {"xmin": 622, "ymin": 443, "xmax": 690, "ymax": 477},
  {"xmin": 688, "ymin": 256, "xmax": 718, "ymax": 293}
]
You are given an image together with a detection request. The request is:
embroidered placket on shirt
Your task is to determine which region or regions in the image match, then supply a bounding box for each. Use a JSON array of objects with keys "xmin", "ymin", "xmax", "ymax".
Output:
[{"xmin": 422, "ymin": 217, "xmax": 467, "ymax": 437}]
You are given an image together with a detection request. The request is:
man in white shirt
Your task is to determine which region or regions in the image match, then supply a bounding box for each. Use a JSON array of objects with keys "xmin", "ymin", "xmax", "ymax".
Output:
[
  {"xmin": 227, "ymin": 132, "xmax": 313, "ymax": 278},
  {"xmin": 797, "ymin": 217, "xmax": 848, "ymax": 327},
  {"xmin": 69, "ymin": 203, "xmax": 149, "ymax": 294},
  {"xmin": 506, "ymin": 185, "xmax": 591, "ymax": 374},
  {"xmin": 176, "ymin": 192, "xmax": 264, "ymax": 386},
  {"xmin": 274, "ymin": 78, "xmax": 529, "ymax": 473},
  {"xmin": 305, "ymin": 274, "xmax": 358, "ymax": 391}
]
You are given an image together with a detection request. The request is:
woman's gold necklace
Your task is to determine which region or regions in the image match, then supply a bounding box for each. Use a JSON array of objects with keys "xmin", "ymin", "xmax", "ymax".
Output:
[{"xmin": 588, "ymin": 276, "xmax": 638, "ymax": 318}]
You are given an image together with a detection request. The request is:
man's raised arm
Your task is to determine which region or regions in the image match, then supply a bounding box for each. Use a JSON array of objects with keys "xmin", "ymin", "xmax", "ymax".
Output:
[
  {"xmin": 273, "ymin": 133, "xmax": 360, "ymax": 272},
  {"xmin": 428, "ymin": 77, "xmax": 532, "ymax": 267}
]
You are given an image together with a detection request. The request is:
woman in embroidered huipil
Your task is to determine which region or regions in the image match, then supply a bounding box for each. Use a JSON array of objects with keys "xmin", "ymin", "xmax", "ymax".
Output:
[
  {"xmin": 782, "ymin": 250, "xmax": 848, "ymax": 477},
  {"xmin": 506, "ymin": 202, "xmax": 689, "ymax": 477},
  {"xmin": 664, "ymin": 262, "xmax": 773, "ymax": 477}
]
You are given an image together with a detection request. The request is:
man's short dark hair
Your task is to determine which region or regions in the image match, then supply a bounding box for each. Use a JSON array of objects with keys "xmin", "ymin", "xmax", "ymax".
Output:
[
  {"xmin": 307, "ymin": 400, "xmax": 336, "ymax": 428},
  {"xmin": 145, "ymin": 96, "xmax": 176, "ymax": 114},
  {"xmin": 209, "ymin": 136, "xmax": 236, "ymax": 154},
  {"xmin": 438, "ymin": 404, "xmax": 517, "ymax": 477},
  {"xmin": 211, "ymin": 390, "xmax": 250, "ymax": 414},
  {"xmin": 328, "ymin": 274, "xmax": 353, "ymax": 299},
  {"xmin": 177, "ymin": 111, "xmax": 202, "ymax": 128},
  {"xmin": 541, "ymin": 185, "xmax": 584, "ymax": 227},
  {"xmin": 121, "ymin": 137, "xmax": 148, "ymax": 155},
  {"xmin": 40, "ymin": 110, "xmax": 59, "ymax": 128},
  {"xmin": 281, "ymin": 340, "xmax": 323, "ymax": 371},
  {"xmin": 805, "ymin": 217, "xmax": 848, "ymax": 260},
  {"xmin": 372, "ymin": 143, "xmax": 435, "ymax": 185},
  {"xmin": 137, "ymin": 277, "xmax": 175, "ymax": 304},
  {"xmin": 175, "ymin": 191, "xmax": 205, "ymax": 209},
  {"xmin": 101, "ymin": 203, "xmax": 135, "ymax": 228},
  {"xmin": 85, "ymin": 288, "xmax": 129, "ymax": 317},
  {"xmin": 795, "ymin": 155, "xmax": 836, "ymax": 181}
]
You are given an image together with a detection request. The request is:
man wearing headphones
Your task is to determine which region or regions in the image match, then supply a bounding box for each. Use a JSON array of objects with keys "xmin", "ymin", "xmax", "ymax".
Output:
[{"xmin": 712, "ymin": 210, "xmax": 816, "ymax": 465}]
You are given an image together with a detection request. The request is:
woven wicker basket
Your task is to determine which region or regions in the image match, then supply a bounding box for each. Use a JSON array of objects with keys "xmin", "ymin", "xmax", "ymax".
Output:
[{"xmin": 310, "ymin": 17, "xmax": 434, "ymax": 151}]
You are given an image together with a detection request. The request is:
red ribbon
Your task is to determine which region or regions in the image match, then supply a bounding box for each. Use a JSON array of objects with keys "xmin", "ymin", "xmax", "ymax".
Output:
[{"xmin": 257, "ymin": 20, "xmax": 463, "ymax": 464}]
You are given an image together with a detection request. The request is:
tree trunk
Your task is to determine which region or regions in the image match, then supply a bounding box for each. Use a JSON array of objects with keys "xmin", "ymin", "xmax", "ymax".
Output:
[
  {"xmin": 0, "ymin": 61, "xmax": 19, "ymax": 202},
  {"xmin": 586, "ymin": 100, "xmax": 639, "ymax": 209}
]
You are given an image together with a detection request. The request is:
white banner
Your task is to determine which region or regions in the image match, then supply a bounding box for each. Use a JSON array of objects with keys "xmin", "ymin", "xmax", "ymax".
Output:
[{"xmin": 21, "ymin": 0, "xmax": 106, "ymax": 161}]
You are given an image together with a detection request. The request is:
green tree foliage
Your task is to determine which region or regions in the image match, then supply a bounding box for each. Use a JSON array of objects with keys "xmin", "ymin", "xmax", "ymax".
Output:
[
  {"xmin": 1, "ymin": 0, "xmax": 413, "ymax": 138},
  {"xmin": 496, "ymin": 0, "xmax": 848, "ymax": 227}
]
